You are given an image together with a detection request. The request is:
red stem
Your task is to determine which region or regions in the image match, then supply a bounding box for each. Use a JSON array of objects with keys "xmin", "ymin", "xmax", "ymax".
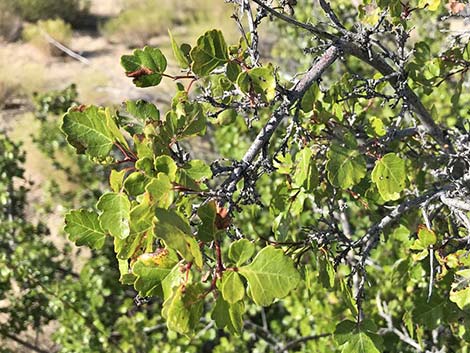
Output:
[
  {"xmin": 114, "ymin": 142, "xmax": 138, "ymax": 162},
  {"xmin": 214, "ymin": 241, "xmax": 225, "ymax": 276}
]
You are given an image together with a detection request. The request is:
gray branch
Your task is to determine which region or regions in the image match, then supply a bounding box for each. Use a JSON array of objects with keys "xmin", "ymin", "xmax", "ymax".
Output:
[
  {"xmin": 250, "ymin": 0, "xmax": 453, "ymax": 152},
  {"xmin": 357, "ymin": 174, "xmax": 470, "ymax": 263},
  {"xmin": 276, "ymin": 332, "xmax": 333, "ymax": 352},
  {"xmin": 222, "ymin": 45, "xmax": 340, "ymax": 194},
  {"xmin": 440, "ymin": 195, "xmax": 470, "ymax": 211}
]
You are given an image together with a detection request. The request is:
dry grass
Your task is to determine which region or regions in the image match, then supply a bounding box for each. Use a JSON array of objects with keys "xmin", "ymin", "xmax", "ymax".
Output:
[
  {"xmin": 101, "ymin": 0, "xmax": 239, "ymax": 47},
  {"xmin": 0, "ymin": 45, "xmax": 46, "ymax": 107},
  {"xmin": 22, "ymin": 19, "xmax": 73, "ymax": 56}
]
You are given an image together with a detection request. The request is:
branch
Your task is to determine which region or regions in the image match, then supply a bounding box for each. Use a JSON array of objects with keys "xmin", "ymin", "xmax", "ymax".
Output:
[
  {"xmin": 356, "ymin": 174, "xmax": 470, "ymax": 264},
  {"xmin": 2, "ymin": 332, "xmax": 51, "ymax": 353},
  {"xmin": 250, "ymin": 0, "xmax": 453, "ymax": 152},
  {"xmin": 440, "ymin": 195, "xmax": 470, "ymax": 211},
  {"xmin": 40, "ymin": 29, "xmax": 90, "ymax": 65},
  {"xmin": 222, "ymin": 45, "xmax": 340, "ymax": 194},
  {"xmin": 277, "ymin": 332, "xmax": 332, "ymax": 352},
  {"xmin": 376, "ymin": 293, "xmax": 423, "ymax": 352},
  {"xmin": 337, "ymin": 39, "xmax": 454, "ymax": 153},
  {"xmin": 249, "ymin": 0, "xmax": 335, "ymax": 40},
  {"xmin": 244, "ymin": 320, "xmax": 281, "ymax": 349}
]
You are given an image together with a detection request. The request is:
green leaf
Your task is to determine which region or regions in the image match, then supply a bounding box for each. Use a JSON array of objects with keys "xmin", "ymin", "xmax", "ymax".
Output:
[
  {"xmin": 412, "ymin": 296, "xmax": 446, "ymax": 329},
  {"xmin": 226, "ymin": 61, "xmax": 242, "ymax": 82},
  {"xmin": 96, "ymin": 192, "xmax": 131, "ymax": 239},
  {"xmin": 64, "ymin": 210, "xmax": 106, "ymax": 249},
  {"xmin": 155, "ymin": 208, "xmax": 203, "ymax": 268},
  {"xmin": 339, "ymin": 278, "xmax": 358, "ymax": 317},
  {"xmin": 368, "ymin": 117, "xmax": 386, "ymax": 137},
  {"xmin": 62, "ymin": 106, "xmax": 118, "ymax": 159},
  {"xmin": 410, "ymin": 227, "xmax": 437, "ymax": 251},
  {"xmin": 371, "ymin": 153, "xmax": 406, "ymax": 201},
  {"xmin": 318, "ymin": 253, "xmax": 335, "ymax": 289},
  {"xmin": 190, "ymin": 29, "xmax": 229, "ymax": 76},
  {"xmin": 326, "ymin": 140, "xmax": 366, "ymax": 189},
  {"xmin": 121, "ymin": 46, "xmax": 167, "ymax": 87},
  {"xmin": 181, "ymin": 160, "xmax": 212, "ymax": 181},
  {"xmin": 132, "ymin": 249, "xmax": 179, "ymax": 297},
  {"xmin": 300, "ymin": 84, "xmax": 320, "ymax": 112},
  {"xmin": 293, "ymin": 147, "xmax": 318, "ymax": 191},
  {"xmin": 237, "ymin": 65, "xmax": 277, "ymax": 102},
  {"xmin": 154, "ymin": 155, "xmax": 177, "ymax": 181},
  {"xmin": 165, "ymin": 101, "xmax": 207, "ymax": 139},
  {"xmin": 145, "ymin": 174, "xmax": 173, "ymax": 208},
  {"xmin": 123, "ymin": 172, "xmax": 151, "ymax": 197},
  {"xmin": 114, "ymin": 194, "xmax": 155, "ymax": 259},
  {"xmin": 220, "ymin": 271, "xmax": 245, "ymax": 304},
  {"xmin": 104, "ymin": 107, "xmax": 129, "ymax": 149},
  {"xmin": 239, "ymin": 246, "xmax": 300, "ymax": 306},
  {"xmin": 109, "ymin": 169, "xmax": 126, "ymax": 193},
  {"xmin": 118, "ymin": 259, "xmax": 136, "ymax": 285},
  {"xmin": 168, "ymin": 30, "xmax": 191, "ymax": 69},
  {"xmin": 163, "ymin": 283, "xmax": 204, "ymax": 334},
  {"xmin": 212, "ymin": 295, "xmax": 230, "ymax": 329},
  {"xmin": 212, "ymin": 296, "xmax": 245, "ymax": 335},
  {"xmin": 196, "ymin": 200, "xmax": 218, "ymax": 242},
  {"xmin": 228, "ymin": 239, "xmax": 255, "ymax": 266},
  {"xmin": 126, "ymin": 100, "xmax": 160, "ymax": 122},
  {"xmin": 450, "ymin": 287, "xmax": 470, "ymax": 311},
  {"xmin": 335, "ymin": 320, "xmax": 383, "ymax": 353},
  {"xmin": 214, "ymin": 108, "xmax": 237, "ymax": 125},
  {"xmin": 450, "ymin": 269, "xmax": 470, "ymax": 310}
]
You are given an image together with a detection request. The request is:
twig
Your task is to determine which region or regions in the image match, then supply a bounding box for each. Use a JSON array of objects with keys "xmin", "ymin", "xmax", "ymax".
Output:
[
  {"xmin": 39, "ymin": 29, "xmax": 90, "ymax": 65},
  {"xmin": 440, "ymin": 196, "xmax": 470, "ymax": 211},
  {"xmin": 421, "ymin": 207, "xmax": 434, "ymax": 302},
  {"xmin": 250, "ymin": 0, "xmax": 454, "ymax": 153},
  {"xmin": 277, "ymin": 332, "xmax": 333, "ymax": 352},
  {"xmin": 222, "ymin": 45, "xmax": 340, "ymax": 194},
  {"xmin": 357, "ymin": 174, "xmax": 470, "ymax": 265},
  {"xmin": 376, "ymin": 293, "xmax": 423, "ymax": 352},
  {"xmin": 1, "ymin": 332, "xmax": 51, "ymax": 353}
]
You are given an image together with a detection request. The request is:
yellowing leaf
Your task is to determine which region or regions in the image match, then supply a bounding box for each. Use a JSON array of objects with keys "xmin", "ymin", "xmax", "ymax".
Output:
[
  {"xmin": 239, "ymin": 246, "xmax": 300, "ymax": 306},
  {"xmin": 371, "ymin": 153, "xmax": 406, "ymax": 201},
  {"xmin": 419, "ymin": 0, "xmax": 441, "ymax": 11}
]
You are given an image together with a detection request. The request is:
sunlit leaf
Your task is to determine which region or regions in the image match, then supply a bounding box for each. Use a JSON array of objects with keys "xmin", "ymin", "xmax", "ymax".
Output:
[{"xmin": 239, "ymin": 246, "xmax": 300, "ymax": 306}]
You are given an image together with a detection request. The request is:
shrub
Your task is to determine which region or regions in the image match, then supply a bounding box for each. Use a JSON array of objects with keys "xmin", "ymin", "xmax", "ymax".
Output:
[
  {"xmin": 2, "ymin": 0, "xmax": 90, "ymax": 23},
  {"xmin": 101, "ymin": 0, "xmax": 179, "ymax": 47},
  {"xmin": 61, "ymin": 1, "xmax": 470, "ymax": 351},
  {"xmin": 0, "ymin": 47, "xmax": 44, "ymax": 107},
  {"xmin": 101, "ymin": 0, "xmax": 233, "ymax": 47},
  {"xmin": 22, "ymin": 19, "xmax": 73, "ymax": 56},
  {"xmin": 0, "ymin": 2, "xmax": 22, "ymax": 42}
]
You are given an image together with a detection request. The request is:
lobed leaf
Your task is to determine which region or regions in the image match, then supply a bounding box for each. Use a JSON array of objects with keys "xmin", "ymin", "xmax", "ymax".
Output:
[
  {"xmin": 239, "ymin": 246, "xmax": 300, "ymax": 306},
  {"xmin": 326, "ymin": 140, "xmax": 366, "ymax": 189},
  {"xmin": 61, "ymin": 106, "xmax": 120, "ymax": 159},
  {"xmin": 96, "ymin": 192, "xmax": 131, "ymax": 239},
  {"xmin": 64, "ymin": 210, "xmax": 106, "ymax": 249},
  {"xmin": 371, "ymin": 153, "xmax": 406, "ymax": 201},
  {"xmin": 190, "ymin": 29, "xmax": 229, "ymax": 76},
  {"xmin": 121, "ymin": 47, "xmax": 167, "ymax": 87}
]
